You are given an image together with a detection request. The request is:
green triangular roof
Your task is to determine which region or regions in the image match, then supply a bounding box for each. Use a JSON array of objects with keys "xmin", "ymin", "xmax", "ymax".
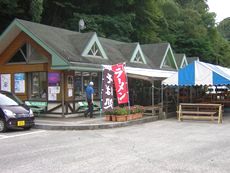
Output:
[
  {"xmin": 141, "ymin": 43, "xmax": 177, "ymax": 70},
  {"xmin": 0, "ymin": 19, "xmax": 177, "ymax": 71},
  {"xmin": 174, "ymin": 53, "xmax": 188, "ymax": 68},
  {"xmin": 187, "ymin": 57, "xmax": 199, "ymax": 64}
]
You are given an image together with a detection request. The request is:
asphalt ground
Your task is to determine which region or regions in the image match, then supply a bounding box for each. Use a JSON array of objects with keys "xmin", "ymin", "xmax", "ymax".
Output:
[
  {"xmin": 1, "ymin": 113, "xmax": 230, "ymax": 173},
  {"xmin": 34, "ymin": 110, "xmax": 229, "ymax": 130}
]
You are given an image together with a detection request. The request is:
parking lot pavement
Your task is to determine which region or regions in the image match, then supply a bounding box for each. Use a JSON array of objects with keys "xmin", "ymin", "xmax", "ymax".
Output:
[
  {"xmin": 1, "ymin": 113, "xmax": 230, "ymax": 173},
  {"xmin": 0, "ymin": 129, "xmax": 46, "ymax": 140}
]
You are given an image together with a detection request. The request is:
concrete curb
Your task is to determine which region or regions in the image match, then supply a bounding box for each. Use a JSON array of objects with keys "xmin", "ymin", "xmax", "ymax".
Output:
[{"xmin": 34, "ymin": 116, "xmax": 158, "ymax": 130}]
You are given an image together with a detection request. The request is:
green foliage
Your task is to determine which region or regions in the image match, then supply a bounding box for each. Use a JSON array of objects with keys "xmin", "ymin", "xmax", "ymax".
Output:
[
  {"xmin": 0, "ymin": 0, "xmax": 31, "ymax": 31},
  {"xmin": 104, "ymin": 106, "xmax": 144, "ymax": 115},
  {"xmin": 30, "ymin": 0, "xmax": 44, "ymax": 22},
  {"xmin": 67, "ymin": 13, "xmax": 135, "ymax": 42},
  {"xmin": 0, "ymin": 0, "xmax": 18, "ymax": 16},
  {"xmin": 218, "ymin": 18, "xmax": 230, "ymax": 42},
  {"xmin": 132, "ymin": 0, "xmax": 162, "ymax": 43},
  {"xmin": 0, "ymin": 0, "xmax": 230, "ymax": 67}
]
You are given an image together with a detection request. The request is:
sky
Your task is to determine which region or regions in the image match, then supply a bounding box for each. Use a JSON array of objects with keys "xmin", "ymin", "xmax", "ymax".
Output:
[{"xmin": 207, "ymin": 0, "xmax": 230, "ymax": 23}]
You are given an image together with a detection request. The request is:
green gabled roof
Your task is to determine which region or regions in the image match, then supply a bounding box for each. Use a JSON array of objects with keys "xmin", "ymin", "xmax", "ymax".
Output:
[
  {"xmin": 17, "ymin": 19, "xmax": 98, "ymax": 66},
  {"xmin": 174, "ymin": 53, "xmax": 188, "ymax": 68},
  {"xmin": 141, "ymin": 43, "xmax": 178, "ymax": 70},
  {"xmin": 99, "ymin": 37, "xmax": 154, "ymax": 69},
  {"xmin": 97, "ymin": 37, "xmax": 125, "ymax": 64},
  {"xmin": 141, "ymin": 43, "xmax": 170, "ymax": 68},
  {"xmin": 118, "ymin": 42, "xmax": 137, "ymax": 59},
  {"xmin": 0, "ymin": 19, "xmax": 178, "ymax": 71},
  {"xmin": 187, "ymin": 57, "xmax": 199, "ymax": 64},
  {"xmin": 81, "ymin": 32, "xmax": 108, "ymax": 59},
  {"xmin": 16, "ymin": 19, "xmax": 71, "ymax": 67}
]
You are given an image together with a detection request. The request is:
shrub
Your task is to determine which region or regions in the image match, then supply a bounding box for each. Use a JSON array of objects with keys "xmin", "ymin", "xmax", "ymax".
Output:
[{"xmin": 104, "ymin": 105, "xmax": 144, "ymax": 115}]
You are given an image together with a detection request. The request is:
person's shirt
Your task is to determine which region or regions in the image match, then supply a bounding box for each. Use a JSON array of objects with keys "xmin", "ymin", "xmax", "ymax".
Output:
[{"xmin": 85, "ymin": 85, "xmax": 94, "ymax": 100}]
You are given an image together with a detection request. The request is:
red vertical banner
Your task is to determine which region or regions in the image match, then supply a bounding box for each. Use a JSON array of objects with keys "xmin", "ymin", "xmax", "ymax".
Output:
[{"xmin": 112, "ymin": 63, "xmax": 129, "ymax": 104}]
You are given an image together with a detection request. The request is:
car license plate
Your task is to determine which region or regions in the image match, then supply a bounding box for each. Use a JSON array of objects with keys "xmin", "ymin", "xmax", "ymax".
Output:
[{"xmin": 17, "ymin": 121, "xmax": 25, "ymax": 126}]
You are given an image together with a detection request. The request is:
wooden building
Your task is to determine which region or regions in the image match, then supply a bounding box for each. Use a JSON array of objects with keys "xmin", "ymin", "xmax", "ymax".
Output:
[{"xmin": 0, "ymin": 19, "xmax": 179, "ymax": 116}]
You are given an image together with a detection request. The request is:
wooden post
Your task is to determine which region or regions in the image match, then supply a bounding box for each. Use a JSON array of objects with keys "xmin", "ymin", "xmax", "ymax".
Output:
[
  {"xmin": 178, "ymin": 104, "xmax": 182, "ymax": 121},
  {"xmin": 61, "ymin": 72, "xmax": 65, "ymax": 117},
  {"xmin": 218, "ymin": 105, "xmax": 222, "ymax": 124},
  {"xmin": 161, "ymin": 81, "xmax": 163, "ymax": 108},
  {"xmin": 152, "ymin": 80, "xmax": 154, "ymax": 115},
  {"xmin": 152, "ymin": 80, "xmax": 154, "ymax": 107}
]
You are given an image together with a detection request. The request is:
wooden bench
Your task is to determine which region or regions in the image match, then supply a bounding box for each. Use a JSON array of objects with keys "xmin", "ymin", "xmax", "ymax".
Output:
[
  {"xmin": 177, "ymin": 103, "xmax": 223, "ymax": 124},
  {"xmin": 25, "ymin": 101, "xmax": 47, "ymax": 116}
]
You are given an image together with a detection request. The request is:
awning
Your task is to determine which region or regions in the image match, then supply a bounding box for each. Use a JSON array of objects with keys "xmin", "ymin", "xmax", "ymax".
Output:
[
  {"xmin": 125, "ymin": 66, "xmax": 176, "ymax": 80},
  {"xmin": 162, "ymin": 61, "xmax": 230, "ymax": 86}
]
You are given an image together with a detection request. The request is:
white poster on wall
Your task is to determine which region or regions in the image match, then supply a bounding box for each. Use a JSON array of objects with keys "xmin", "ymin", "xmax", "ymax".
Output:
[
  {"xmin": 48, "ymin": 93, "xmax": 57, "ymax": 101},
  {"xmin": 1, "ymin": 74, "xmax": 11, "ymax": 92},
  {"xmin": 68, "ymin": 88, "xmax": 73, "ymax": 97},
  {"xmin": 48, "ymin": 86, "xmax": 60, "ymax": 94}
]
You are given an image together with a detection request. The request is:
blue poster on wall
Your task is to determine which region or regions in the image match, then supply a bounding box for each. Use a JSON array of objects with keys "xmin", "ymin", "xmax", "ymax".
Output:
[{"xmin": 14, "ymin": 73, "xmax": 25, "ymax": 93}]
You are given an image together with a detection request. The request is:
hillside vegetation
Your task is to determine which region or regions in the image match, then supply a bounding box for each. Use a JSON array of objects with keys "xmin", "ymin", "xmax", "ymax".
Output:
[{"xmin": 1, "ymin": 0, "xmax": 230, "ymax": 66}]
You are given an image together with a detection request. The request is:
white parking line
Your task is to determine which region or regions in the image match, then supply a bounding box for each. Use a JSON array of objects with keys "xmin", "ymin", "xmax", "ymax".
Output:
[
  {"xmin": 0, "ymin": 130, "xmax": 46, "ymax": 140},
  {"xmin": 0, "ymin": 135, "xmax": 6, "ymax": 139}
]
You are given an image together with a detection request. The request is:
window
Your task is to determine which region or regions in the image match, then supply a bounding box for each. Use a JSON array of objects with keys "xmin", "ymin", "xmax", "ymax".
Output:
[
  {"xmin": 75, "ymin": 72, "xmax": 83, "ymax": 99},
  {"xmin": 9, "ymin": 44, "xmax": 27, "ymax": 63},
  {"xmin": 74, "ymin": 72, "xmax": 100, "ymax": 100},
  {"xmin": 133, "ymin": 51, "xmax": 144, "ymax": 63},
  {"xmin": 8, "ymin": 43, "xmax": 48, "ymax": 64},
  {"xmin": 87, "ymin": 43, "xmax": 103, "ymax": 58},
  {"xmin": 163, "ymin": 57, "xmax": 171, "ymax": 67},
  {"xmin": 30, "ymin": 72, "xmax": 47, "ymax": 100}
]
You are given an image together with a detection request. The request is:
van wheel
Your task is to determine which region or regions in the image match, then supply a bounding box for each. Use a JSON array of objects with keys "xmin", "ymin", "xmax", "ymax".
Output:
[{"xmin": 0, "ymin": 118, "xmax": 6, "ymax": 132}]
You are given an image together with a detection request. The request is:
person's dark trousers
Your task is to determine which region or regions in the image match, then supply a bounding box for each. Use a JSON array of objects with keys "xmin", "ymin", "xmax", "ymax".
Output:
[{"xmin": 85, "ymin": 99, "xmax": 94, "ymax": 118}]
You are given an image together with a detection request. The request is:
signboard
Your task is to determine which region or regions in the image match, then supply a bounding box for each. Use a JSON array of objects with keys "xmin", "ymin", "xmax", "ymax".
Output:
[
  {"xmin": 48, "ymin": 73, "xmax": 60, "ymax": 100},
  {"xmin": 112, "ymin": 63, "xmax": 129, "ymax": 104},
  {"xmin": 102, "ymin": 65, "xmax": 114, "ymax": 111},
  {"xmin": 48, "ymin": 72, "xmax": 60, "ymax": 86},
  {"xmin": 48, "ymin": 86, "xmax": 60, "ymax": 101},
  {"xmin": 0, "ymin": 74, "xmax": 11, "ymax": 92},
  {"xmin": 14, "ymin": 73, "xmax": 25, "ymax": 93}
]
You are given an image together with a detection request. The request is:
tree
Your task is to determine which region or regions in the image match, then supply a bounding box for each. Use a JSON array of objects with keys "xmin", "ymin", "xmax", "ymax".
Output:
[
  {"xmin": 0, "ymin": 0, "xmax": 30, "ymax": 32},
  {"xmin": 218, "ymin": 17, "xmax": 230, "ymax": 42},
  {"xmin": 30, "ymin": 0, "xmax": 44, "ymax": 22},
  {"xmin": 0, "ymin": 0, "xmax": 230, "ymax": 66},
  {"xmin": 67, "ymin": 13, "xmax": 135, "ymax": 42},
  {"xmin": 132, "ymin": 0, "xmax": 162, "ymax": 43}
]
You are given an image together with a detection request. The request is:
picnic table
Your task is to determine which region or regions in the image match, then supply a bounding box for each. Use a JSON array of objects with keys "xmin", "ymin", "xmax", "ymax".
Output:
[
  {"xmin": 75, "ymin": 101, "xmax": 100, "ymax": 112},
  {"xmin": 177, "ymin": 103, "xmax": 223, "ymax": 124},
  {"xmin": 25, "ymin": 101, "xmax": 47, "ymax": 116}
]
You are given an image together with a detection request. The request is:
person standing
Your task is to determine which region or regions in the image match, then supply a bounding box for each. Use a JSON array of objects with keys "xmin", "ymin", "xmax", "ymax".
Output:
[{"xmin": 84, "ymin": 81, "xmax": 94, "ymax": 118}]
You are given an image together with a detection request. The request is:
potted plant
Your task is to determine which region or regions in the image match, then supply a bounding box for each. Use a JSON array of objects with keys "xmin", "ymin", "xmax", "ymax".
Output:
[
  {"xmin": 128, "ymin": 105, "xmax": 144, "ymax": 120},
  {"xmin": 104, "ymin": 105, "xmax": 144, "ymax": 122},
  {"xmin": 114, "ymin": 107, "xmax": 128, "ymax": 122}
]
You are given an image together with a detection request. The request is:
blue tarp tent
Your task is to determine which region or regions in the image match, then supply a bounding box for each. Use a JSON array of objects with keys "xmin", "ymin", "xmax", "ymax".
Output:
[{"xmin": 162, "ymin": 61, "xmax": 230, "ymax": 86}]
